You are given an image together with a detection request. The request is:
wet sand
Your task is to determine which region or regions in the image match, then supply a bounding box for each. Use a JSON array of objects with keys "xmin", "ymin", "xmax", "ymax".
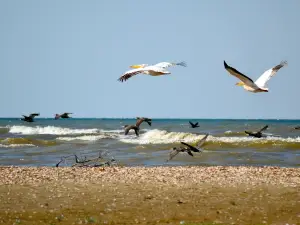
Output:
[{"xmin": 0, "ymin": 166, "xmax": 300, "ymax": 225}]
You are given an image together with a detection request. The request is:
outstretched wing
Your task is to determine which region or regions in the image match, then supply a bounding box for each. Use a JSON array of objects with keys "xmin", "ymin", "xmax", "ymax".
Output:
[
  {"xmin": 186, "ymin": 150, "xmax": 194, "ymax": 157},
  {"xmin": 135, "ymin": 118, "xmax": 144, "ymax": 127},
  {"xmin": 118, "ymin": 68, "xmax": 145, "ymax": 82},
  {"xmin": 124, "ymin": 126, "xmax": 132, "ymax": 135},
  {"xmin": 136, "ymin": 117, "xmax": 152, "ymax": 127},
  {"xmin": 154, "ymin": 61, "xmax": 187, "ymax": 69},
  {"xmin": 134, "ymin": 128, "xmax": 139, "ymax": 136},
  {"xmin": 180, "ymin": 142, "xmax": 200, "ymax": 152},
  {"xmin": 224, "ymin": 61, "xmax": 255, "ymax": 86},
  {"xmin": 29, "ymin": 113, "xmax": 40, "ymax": 118},
  {"xmin": 254, "ymin": 61, "xmax": 287, "ymax": 88},
  {"xmin": 258, "ymin": 125, "xmax": 268, "ymax": 133},
  {"xmin": 118, "ymin": 66, "xmax": 168, "ymax": 82},
  {"xmin": 167, "ymin": 149, "xmax": 180, "ymax": 161},
  {"xmin": 61, "ymin": 112, "xmax": 72, "ymax": 117},
  {"xmin": 189, "ymin": 121, "xmax": 195, "ymax": 127},
  {"xmin": 245, "ymin": 131, "xmax": 255, "ymax": 136},
  {"xmin": 197, "ymin": 134, "xmax": 209, "ymax": 148}
]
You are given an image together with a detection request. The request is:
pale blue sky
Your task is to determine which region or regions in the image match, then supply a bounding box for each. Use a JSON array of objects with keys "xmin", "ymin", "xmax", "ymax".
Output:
[{"xmin": 0, "ymin": 0, "xmax": 299, "ymax": 119}]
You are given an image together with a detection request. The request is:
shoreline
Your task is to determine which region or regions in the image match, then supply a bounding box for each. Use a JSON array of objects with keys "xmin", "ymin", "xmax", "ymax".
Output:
[
  {"xmin": 1, "ymin": 165, "xmax": 299, "ymax": 186},
  {"xmin": 1, "ymin": 166, "xmax": 300, "ymax": 224}
]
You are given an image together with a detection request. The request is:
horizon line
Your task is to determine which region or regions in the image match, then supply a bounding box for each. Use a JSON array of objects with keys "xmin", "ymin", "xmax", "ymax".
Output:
[{"xmin": 1, "ymin": 117, "xmax": 300, "ymax": 120}]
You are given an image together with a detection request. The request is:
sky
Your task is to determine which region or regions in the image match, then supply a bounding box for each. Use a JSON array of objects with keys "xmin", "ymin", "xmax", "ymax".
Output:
[{"xmin": 0, "ymin": 0, "xmax": 299, "ymax": 119}]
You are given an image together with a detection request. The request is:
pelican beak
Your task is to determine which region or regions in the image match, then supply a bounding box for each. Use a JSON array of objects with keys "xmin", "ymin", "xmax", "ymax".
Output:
[
  {"xmin": 130, "ymin": 65, "xmax": 142, "ymax": 69},
  {"xmin": 236, "ymin": 82, "xmax": 244, "ymax": 86}
]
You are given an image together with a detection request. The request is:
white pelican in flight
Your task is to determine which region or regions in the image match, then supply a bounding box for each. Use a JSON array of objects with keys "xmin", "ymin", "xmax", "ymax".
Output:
[
  {"xmin": 118, "ymin": 61, "xmax": 186, "ymax": 82},
  {"xmin": 224, "ymin": 60, "xmax": 287, "ymax": 93}
]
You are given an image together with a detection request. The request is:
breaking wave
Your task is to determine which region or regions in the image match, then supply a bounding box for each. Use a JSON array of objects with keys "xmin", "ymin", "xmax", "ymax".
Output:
[
  {"xmin": 0, "ymin": 144, "xmax": 35, "ymax": 148},
  {"xmin": 0, "ymin": 138, "xmax": 57, "ymax": 147},
  {"xmin": 120, "ymin": 129, "xmax": 208, "ymax": 144},
  {"xmin": 57, "ymin": 134, "xmax": 117, "ymax": 141},
  {"xmin": 8, "ymin": 125, "xmax": 99, "ymax": 135},
  {"xmin": 119, "ymin": 129, "xmax": 300, "ymax": 148}
]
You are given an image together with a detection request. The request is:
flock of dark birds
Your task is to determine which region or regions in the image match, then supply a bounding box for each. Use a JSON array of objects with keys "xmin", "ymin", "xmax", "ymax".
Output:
[
  {"xmin": 19, "ymin": 113, "xmax": 300, "ymax": 162},
  {"xmin": 20, "ymin": 112, "xmax": 72, "ymax": 122},
  {"xmin": 122, "ymin": 118, "xmax": 300, "ymax": 161}
]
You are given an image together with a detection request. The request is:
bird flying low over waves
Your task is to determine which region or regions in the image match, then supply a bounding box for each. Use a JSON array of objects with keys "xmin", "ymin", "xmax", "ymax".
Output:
[
  {"xmin": 167, "ymin": 134, "xmax": 209, "ymax": 161},
  {"xmin": 118, "ymin": 61, "xmax": 187, "ymax": 82},
  {"xmin": 245, "ymin": 125, "xmax": 268, "ymax": 138},
  {"xmin": 21, "ymin": 113, "xmax": 40, "ymax": 123},
  {"xmin": 224, "ymin": 60, "xmax": 287, "ymax": 93},
  {"xmin": 189, "ymin": 121, "xmax": 199, "ymax": 128},
  {"xmin": 55, "ymin": 113, "xmax": 73, "ymax": 120},
  {"xmin": 124, "ymin": 117, "xmax": 152, "ymax": 137}
]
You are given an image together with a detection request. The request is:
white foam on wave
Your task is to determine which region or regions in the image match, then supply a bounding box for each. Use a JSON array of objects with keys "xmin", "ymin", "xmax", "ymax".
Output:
[
  {"xmin": 9, "ymin": 126, "xmax": 99, "ymax": 135},
  {"xmin": 224, "ymin": 130, "xmax": 233, "ymax": 134},
  {"xmin": 57, "ymin": 134, "xmax": 116, "ymax": 141},
  {"xmin": 100, "ymin": 129, "xmax": 124, "ymax": 133},
  {"xmin": 0, "ymin": 144, "xmax": 35, "ymax": 148},
  {"xmin": 120, "ymin": 129, "xmax": 207, "ymax": 144},
  {"xmin": 119, "ymin": 129, "xmax": 300, "ymax": 145},
  {"xmin": 209, "ymin": 136, "xmax": 300, "ymax": 143}
]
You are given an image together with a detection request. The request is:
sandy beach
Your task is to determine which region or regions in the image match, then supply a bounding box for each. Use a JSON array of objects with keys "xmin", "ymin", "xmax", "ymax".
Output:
[{"xmin": 0, "ymin": 166, "xmax": 300, "ymax": 225}]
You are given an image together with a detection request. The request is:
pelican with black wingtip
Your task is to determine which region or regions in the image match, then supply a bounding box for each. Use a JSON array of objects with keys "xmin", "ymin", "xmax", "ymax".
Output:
[{"xmin": 224, "ymin": 60, "xmax": 287, "ymax": 93}]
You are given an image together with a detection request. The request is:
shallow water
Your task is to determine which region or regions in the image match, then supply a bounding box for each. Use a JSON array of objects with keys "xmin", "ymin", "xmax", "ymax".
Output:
[{"xmin": 0, "ymin": 118, "xmax": 300, "ymax": 167}]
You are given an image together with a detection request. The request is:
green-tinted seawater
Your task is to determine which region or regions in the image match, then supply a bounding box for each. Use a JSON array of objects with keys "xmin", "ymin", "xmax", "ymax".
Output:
[{"xmin": 0, "ymin": 118, "xmax": 300, "ymax": 167}]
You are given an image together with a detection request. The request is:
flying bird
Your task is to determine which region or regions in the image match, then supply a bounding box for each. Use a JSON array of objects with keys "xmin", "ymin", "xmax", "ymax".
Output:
[
  {"xmin": 167, "ymin": 134, "xmax": 209, "ymax": 161},
  {"xmin": 189, "ymin": 121, "xmax": 199, "ymax": 128},
  {"xmin": 245, "ymin": 125, "xmax": 268, "ymax": 138},
  {"xmin": 21, "ymin": 113, "xmax": 40, "ymax": 123},
  {"xmin": 55, "ymin": 113, "xmax": 73, "ymax": 120},
  {"xmin": 118, "ymin": 61, "xmax": 186, "ymax": 82},
  {"xmin": 123, "ymin": 117, "xmax": 152, "ymax": 136},
  {"xmin": 224, "ymin": 60, "xmax": 287, "ymax": 93}
]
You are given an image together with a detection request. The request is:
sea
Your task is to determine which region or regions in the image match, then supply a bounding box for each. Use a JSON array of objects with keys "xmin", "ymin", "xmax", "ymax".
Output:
[{"xmin": 0, "ymin": 118, "xmax": 300, "ymax": 167}]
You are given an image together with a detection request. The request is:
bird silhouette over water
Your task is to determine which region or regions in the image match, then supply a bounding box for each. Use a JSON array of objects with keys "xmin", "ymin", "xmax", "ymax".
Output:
[
  {"xmin": 189, "ymin": 121, "xmax": 199, "ymax": 128},
  {"xmin": 55, "ymin": 113, "xmax": 72, "ymax": 120},
  {"xmin": 21, "ymin": 113, "xmax": 40, "ymax": 123},
  {"xmin": 167, "ymin": 134, "xmax": 209, "ymax": 161},
  {"xmin": 124, "ymin": 117, "xmax": 152, "ymax": 136},
  {"xmin": 245, "ymin": 125, "xmax": 268, "ymax": 138}
]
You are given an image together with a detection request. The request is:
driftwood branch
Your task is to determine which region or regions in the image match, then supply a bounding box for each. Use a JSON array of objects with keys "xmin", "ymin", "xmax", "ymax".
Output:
[
  {"xmin": 55, "ymin": 155, "xmax": 74, "ymax": 167},
  {"xmin": 55, "ymin": 150, "xmax": 117, "ymax": 168}
]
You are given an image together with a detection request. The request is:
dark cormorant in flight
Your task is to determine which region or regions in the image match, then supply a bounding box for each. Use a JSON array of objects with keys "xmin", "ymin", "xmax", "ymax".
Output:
[
  {"xmin": 21, "ymin": 113, "xmax": 40, "ymax": 122},
  {"xmin": 167, "ymin": 134, "xmax": 209, "ymax": 161},
  {"xmin": 245, "ymin": 125, "xmax": 268, "ymax": 138}
]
